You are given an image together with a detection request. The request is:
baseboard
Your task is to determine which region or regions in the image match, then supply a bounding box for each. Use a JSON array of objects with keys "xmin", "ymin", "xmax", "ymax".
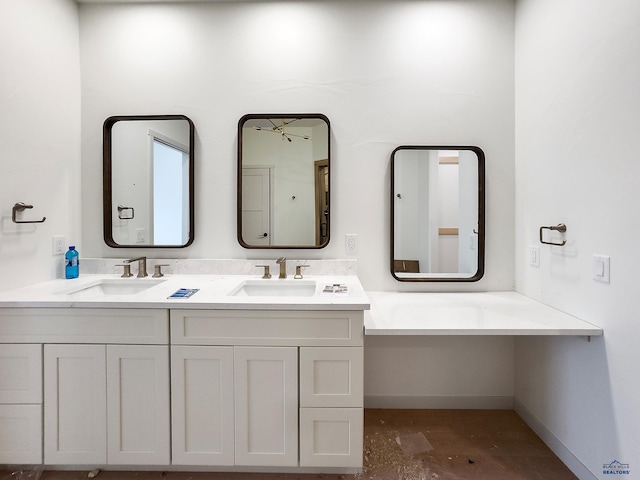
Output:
[
  {"xmin": 514, "ymin": 399, "xmax": 597, "ymax": 480},
  {"xmin": 364, "ymin": 395, "xmax": 514, "ymax": 410}
]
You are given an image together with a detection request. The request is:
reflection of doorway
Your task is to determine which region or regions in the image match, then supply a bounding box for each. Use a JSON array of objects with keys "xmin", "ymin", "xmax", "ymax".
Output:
[
  {"xmin": 314, "ymin": 159, "xmax": 329, "ymax": 245},
  {"xmin": 242, "ymin": 167, "xmax": 272, "ymax": 246},
  {"xmin": 150, "ymin": 132, "xmax": 189, "ymax": 245}
]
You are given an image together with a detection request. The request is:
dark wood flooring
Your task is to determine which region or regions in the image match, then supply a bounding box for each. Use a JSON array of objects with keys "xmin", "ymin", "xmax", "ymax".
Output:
[{"xmin": 2, "ymin": 409, "xmax": 577, "ymax": 480}]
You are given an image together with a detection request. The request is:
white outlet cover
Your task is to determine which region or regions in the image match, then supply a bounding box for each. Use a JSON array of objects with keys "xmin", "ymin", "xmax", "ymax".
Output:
[
  {"xmin": 345, "ymin": 234, "xmax": 358, "ymax": 254},
  {"xmin": 52, "ymin": 235, "xmax": 65, "ymax": 256},
  {"xmin": 529, "ymin": 245, "xmax": 540, "ymax": 267}
]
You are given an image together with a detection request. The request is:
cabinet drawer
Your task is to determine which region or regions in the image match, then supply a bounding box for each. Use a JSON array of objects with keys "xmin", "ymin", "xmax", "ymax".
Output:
[
  {"xmin": 0, "ymin": 308, "xmax": 169, "ymax": 344},
  {"xmin": 0, "ymin": 344, "xmax": 42, "ymax": 404},
  {"xmin": 171, "ymin": 310, "xmax": 363, "ymax": 346},
  {"xmin": 299, "ymin": 407, "xmax": 363, "ymax": 468},
  {"xmin": 300, "ymin": 347, "xmax": 363, "ymax": 408},
  {"xmin": 0, "ymin": 404, "xmax": 42, "ymax": 464}
]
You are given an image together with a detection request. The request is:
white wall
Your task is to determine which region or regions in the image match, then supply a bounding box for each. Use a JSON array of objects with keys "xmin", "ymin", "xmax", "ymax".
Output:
[
  {"xmin": 515, "ymin": 0, "xmax": 640, "ymax": 476},
  {"xmin": 78, "ymin": 0, "xmax": 515, "ymax": 293},
  {"xmin": 0, "ymin": 0, "xmax": 81, "ymax": 292}
]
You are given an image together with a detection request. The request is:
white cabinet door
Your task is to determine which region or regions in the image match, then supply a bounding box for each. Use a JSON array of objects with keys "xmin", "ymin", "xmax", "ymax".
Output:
[
  {"xmin": 44, "ymin": 344, "xmax": 107, "ymax": 465},
  {"xmin": 106, "ymin": 345, "xmax": 170, "ymax": 465},
  {"xmin": 171, "ymin": 346, "xmax": 235, "ymax": 466},
  {"xmin": 234, "ymin": 347, "xmax": 298, "ymax": 466}
]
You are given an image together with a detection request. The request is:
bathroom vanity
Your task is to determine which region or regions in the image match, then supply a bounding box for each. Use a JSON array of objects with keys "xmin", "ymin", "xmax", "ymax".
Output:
[{"xmin": 0, "ymin": 274, "xmax": 368, "ymax": 473}]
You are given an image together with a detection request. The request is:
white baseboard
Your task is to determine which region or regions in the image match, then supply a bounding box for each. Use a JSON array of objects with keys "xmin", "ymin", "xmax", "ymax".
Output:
[
  {"xmin": 514, "ymin": 399, "xmax": 597, "ymax": 480},
  {"xmin": 364, "ymin": 395, "xmax": 514, "ymax": 410}
]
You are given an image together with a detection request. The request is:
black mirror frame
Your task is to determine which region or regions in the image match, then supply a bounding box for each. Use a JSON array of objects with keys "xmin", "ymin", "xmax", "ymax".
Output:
[
  {"xmin": 103, "ymin": 114, "xmax": 195, "ymax": 248},
  {"xmin": 237, "ymin": 113, "xmax": 331, "ymax": 250},
  {"xmin": 390, "ymin": 145, "xmax": 485, "ymax": 282}
]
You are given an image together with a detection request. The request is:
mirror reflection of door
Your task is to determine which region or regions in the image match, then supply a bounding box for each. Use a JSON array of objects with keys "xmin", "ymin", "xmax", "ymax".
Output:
[
  {"xmin": 151, "ymin": 132, "xmax": 190, "ymax": 245},
  {"xmin": 241, "ymin": 167, "xmax": 272, "ymax": 246},
  {"xmin": 314, "ymin": 159, "xmax": 329, "ymax": 246},
  {"xmin": 436, "ymin": 155, "xmax": 460, "ymax": 273}
]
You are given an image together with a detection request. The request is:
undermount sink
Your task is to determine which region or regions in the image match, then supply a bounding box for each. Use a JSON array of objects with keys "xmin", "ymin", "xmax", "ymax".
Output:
[
  {"xmin": 230, "ymin": 279, "xmax": 317, "ymax": 297},
  {"xmin": 62, "ymin": 279, "xmax": 166, "ymax": 298}
]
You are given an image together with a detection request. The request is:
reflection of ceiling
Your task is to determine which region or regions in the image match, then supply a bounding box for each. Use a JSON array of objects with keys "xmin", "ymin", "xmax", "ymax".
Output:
[
  {"xmin": 244, "ymin": 118, "xmax": 325, "ymax": 129},
  {"xmin": 250, "ymin": 118, "xmax": 313, "ymax": 143}
]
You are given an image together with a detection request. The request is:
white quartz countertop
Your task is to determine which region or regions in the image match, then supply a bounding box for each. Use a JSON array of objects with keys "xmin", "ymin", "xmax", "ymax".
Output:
[
  {"xmin": 0, "ymin": 274, "xmax": 370, "ymax": 311},
  {"xmin": 364, "ymin": 291, "xmax": 603, "ymax": 336}
]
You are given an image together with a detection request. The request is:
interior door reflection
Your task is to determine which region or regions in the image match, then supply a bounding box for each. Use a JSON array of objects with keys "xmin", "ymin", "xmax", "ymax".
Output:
[{"xmin": 241, "ymin": 167, "xmax": 271, "ymax": 246}]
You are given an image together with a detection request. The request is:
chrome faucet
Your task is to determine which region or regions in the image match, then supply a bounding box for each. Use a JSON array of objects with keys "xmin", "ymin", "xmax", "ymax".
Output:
[
  {"xmin": 124, "ymin": 256, "xmax": 148, "ymax": 278},
  {"xmin": 276, "ymin": 257, "xmax": 287, "ymax": 279}
]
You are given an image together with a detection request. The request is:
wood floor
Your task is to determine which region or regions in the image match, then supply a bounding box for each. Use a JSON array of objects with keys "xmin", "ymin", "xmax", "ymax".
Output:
[{"xmin": 2, "ymin": 409, "xmax": 577, "ymax": 480}]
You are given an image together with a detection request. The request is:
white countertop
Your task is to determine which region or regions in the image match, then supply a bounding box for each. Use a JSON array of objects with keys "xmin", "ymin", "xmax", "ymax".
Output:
[
  {"xmin": 0, "ymin": 274, "xmax": 370, "ymax": 311},
  {"xmin": 0, "ymin": 277, "xmax": 604, "ymax": 336},
  {"xmin": 364, "ymin": 291, "xmax": 603, "ymax": 336}
]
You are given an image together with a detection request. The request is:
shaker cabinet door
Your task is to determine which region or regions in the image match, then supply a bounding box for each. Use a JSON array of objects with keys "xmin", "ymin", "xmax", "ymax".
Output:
[
  {"xmin": 106, "ymin": 345, "xmax": 170, "ymax": 465},
  {"xmin": 44, "ymin": 344, "xmax": 107, "ymax": 465},
  {"xmin": 171, "ymin": 346, "xmax": 235, "ymax": 466},
  {"xmin": 234, "ymin": 347, "xmax": 298, "ymax": 466}
]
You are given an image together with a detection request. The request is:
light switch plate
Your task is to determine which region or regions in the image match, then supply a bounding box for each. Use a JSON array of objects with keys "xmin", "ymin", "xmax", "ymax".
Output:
[{"xmin": 592, "ymin": 254, "xmax": 610, "ymax": 283}]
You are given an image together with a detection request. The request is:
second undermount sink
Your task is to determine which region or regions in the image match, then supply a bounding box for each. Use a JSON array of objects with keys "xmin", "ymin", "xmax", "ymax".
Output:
[
  {"xmin": 230, "ymin": 279, "xmax": 317, "ymax": 297},
  {"xmin": 63, "ymin": 279, "xmax": 166, "ymax": 298}
]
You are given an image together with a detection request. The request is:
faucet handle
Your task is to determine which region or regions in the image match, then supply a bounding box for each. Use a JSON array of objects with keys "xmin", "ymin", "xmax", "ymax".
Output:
[
  {"xmin": 115, "ymin": 264, "xmax": 133, "ymax": 278},
  {"xmin": 294, "ymin": 264, "xmax": 310, "ymax": 279},
  {"xmin": 256, "ymin": 264, "xmax": 272, "ymax": 279},
  {"xmin": 152, "ymin": 264, "xmax": 169, "ymax": 278}
]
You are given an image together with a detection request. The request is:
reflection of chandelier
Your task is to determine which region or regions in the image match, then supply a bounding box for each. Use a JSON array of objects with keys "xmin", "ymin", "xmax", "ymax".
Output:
[{"xmin": 253, "ymin": 118, "xmax": 311, "ymax": 143}]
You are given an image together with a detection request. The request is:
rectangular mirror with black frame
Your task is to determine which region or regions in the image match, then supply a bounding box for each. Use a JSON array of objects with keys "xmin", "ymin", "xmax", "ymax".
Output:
[
  {"xmin": 391, "ymin": 146, "xmax": 485, "ymax": 282},
  {"xmin": 237, "ymin": 114, "xmax": 330, "ymax": 249},
  {"xmin": 103, "ymin": 115, "xmax": 194, "ymax": 248}
]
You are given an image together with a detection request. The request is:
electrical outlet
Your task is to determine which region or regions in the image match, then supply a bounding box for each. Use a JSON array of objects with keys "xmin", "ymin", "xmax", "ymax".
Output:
[
  {"xmin": 52, "ymin": 235, "xmax": 65, "ymax": 256},
  {"xmin": 529, "ymin": 245, "xmax": 540, "ymax": 267},
  {"xmin": 345, "ymin": 234, "xmax": 358, "ymax": 254},
  {"xmin": 136, "ymin": 228, "xmax": 146, "ymax": 243}
]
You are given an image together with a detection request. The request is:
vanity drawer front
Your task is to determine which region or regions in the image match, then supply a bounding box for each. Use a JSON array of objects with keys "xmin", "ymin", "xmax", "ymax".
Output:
[
  {"xmin": 299, "ymin": 347, "xmax": 363, "ymax": 408},
  {"xmin": 171, "ymin": 310, "xmax": 364, "ymax": 346},
  {"xmin": 0, "ymin": 404, "xmax": 43, "ymax": 464},
  {"xmin": 299, "ymin": 407, "xmax": 363, "ymax": 468},
  {"xmin": 0, "ymin": 308, "xmax": 169, "ymax": 344},
  {"xmin": 0, "ymin": 344, "xmax": 42, "ymax": 404}
]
